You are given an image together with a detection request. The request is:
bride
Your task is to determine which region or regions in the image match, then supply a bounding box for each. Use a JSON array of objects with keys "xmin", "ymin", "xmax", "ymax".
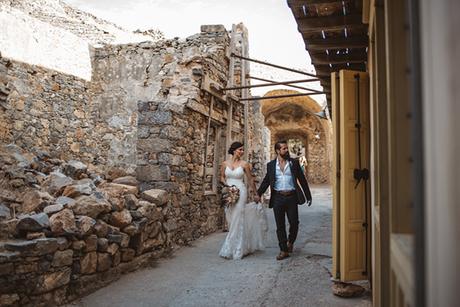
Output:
[{"xmin": 219, "ymin": 141, "xmax": 268, "ymax": 260}]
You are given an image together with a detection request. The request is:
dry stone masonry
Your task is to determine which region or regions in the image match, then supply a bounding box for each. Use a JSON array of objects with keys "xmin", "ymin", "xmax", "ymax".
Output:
[{"xmin": 0, "ymin": 1, "xmax": 267, "ymax": 305}]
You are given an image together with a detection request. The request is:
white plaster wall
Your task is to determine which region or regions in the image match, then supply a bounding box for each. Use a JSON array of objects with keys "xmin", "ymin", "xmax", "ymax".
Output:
[{"xmin": 0, "ymin": 6, "xmax": 92, "ymax": 80}]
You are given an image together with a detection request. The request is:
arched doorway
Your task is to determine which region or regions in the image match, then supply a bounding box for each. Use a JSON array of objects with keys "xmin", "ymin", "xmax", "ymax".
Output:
[{"xmin": 261, "ymin": 89, "xmax": 332, "ymax": 184}]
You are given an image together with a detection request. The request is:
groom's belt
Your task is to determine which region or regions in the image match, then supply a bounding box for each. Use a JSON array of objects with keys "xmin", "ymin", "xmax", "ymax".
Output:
[{"xmin": 274, "ymin": 190, "xmax": 296, "ymax": 196}]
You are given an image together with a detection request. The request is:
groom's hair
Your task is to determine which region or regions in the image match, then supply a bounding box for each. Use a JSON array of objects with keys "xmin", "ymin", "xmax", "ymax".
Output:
[{"xmin": 274, "ymin": 140, "xmax": 288, "ymax": 151}]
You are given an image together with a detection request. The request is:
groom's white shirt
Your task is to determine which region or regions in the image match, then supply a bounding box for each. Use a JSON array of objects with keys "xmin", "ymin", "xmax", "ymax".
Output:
[{"xmin": 274, "ymin": 159, "xmax": 295, "ymax": 191}]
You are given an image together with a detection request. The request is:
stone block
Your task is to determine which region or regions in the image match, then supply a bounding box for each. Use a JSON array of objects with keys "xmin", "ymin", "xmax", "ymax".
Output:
[
  {"xmin": 121, "ymin": 248, "xmax": 135, "ymax": 262},
  {"xmin": 113, "ymin": 176, "xmax": 138, "ymax": 186},
  {"xmin": 84, "ymin": 235, "xmax": 98, "ymax": 252},
  {"xmin": 35, "ymin": 268, "xmax": 71, "ymax": 294},
  {"xmin": 97, "ymin": 253, "xmax": 111, "ymax": 272},
  {"xmin": 69, "ymin": 194, "xmax": 111, "ymax": 218},
  {"xmin": 76, "ymin": 215, "xmax": 96, "ymax": 236},
  {"xmin": 137, "ymin": 138, "xmax": 171, "ymax": 154},
  {"xmin": 140, "ymin": 189, "xmax": 168, "ymax": 206},
  {"xmin": 136, "ymin": 165, "xmax": 171, "ymax": 182},
  {"xmin": 49, "ymin": 209, "xmax": 76, "ymax": 235},
  {"xmin": 97, "ymin": 238, "xmax": 108, "ymax": 252},
  {"xmin": 80, "ymin": 251, "xmax": 97, "ymax": 274},
  {"xmin": 52, "ymin": 249, "xmax": 73, "ymax": 267},
  {"xmin": 109, "ymin": 210, "xmax": 132, "ymax": 228}
]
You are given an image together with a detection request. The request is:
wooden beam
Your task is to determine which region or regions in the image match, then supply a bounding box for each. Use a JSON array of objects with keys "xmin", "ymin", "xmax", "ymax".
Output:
[
  {"xmin": 240, "ymin": 92, "xmax": 326, "ymax": 101},
  {"xmin": 297, "ymin": 14, "xmax": 364, "ymax": 33},
  {"xmin": 248, "ymin": 76, "xmax": 322, "ymax": 92},
  {"xmin": 315, "ymin": 63, "xmax": 366, "ymax": 76},
  {"xmin": 305, "ymin": 36, "xmax": 369, "ymax": 50},
  {"xmin": 288, "ymin": 0, "xmax": 344, "ymax": 7},
  {"xmin": 310, "ymin": 50, "xmax": 367, "ymax": 65}
]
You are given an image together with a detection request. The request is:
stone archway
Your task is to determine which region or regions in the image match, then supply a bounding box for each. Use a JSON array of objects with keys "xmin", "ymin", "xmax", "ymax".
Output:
[{"xmin": 261, "ymin": 89, "xmax": 332, "ymax": 184}]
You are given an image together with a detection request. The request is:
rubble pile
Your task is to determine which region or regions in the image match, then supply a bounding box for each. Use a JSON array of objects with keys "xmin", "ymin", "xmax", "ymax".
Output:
[{"xmin": 0, "ymin": 144, "xmax": 171, "ymax": 306}]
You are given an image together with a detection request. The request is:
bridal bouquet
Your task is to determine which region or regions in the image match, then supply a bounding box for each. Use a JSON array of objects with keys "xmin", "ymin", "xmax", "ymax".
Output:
[{"xmin": 221, "ymin": 185, "xmax": 240, "ymax": 208}]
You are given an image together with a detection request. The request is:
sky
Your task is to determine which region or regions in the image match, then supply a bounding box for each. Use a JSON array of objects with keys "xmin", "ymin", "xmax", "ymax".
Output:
[{"xmin": 65, "ymin": 0, "xmax": 325, "ymax": 104}]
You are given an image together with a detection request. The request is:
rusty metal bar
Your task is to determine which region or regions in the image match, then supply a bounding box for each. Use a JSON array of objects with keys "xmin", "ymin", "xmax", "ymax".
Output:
[
  {"xmin": 239, "ymin": 92, "xmax": 326, "ymax": 101},
  {"xmin": 247, "ymin": 75, "xmax": 323, "ymax": 93},
  {"xmin": 230, "ymin": 53, "xmax": 317, "ymax": 78},
  {"xmin": 223, "ymin": 77, "xmax": 320, "ymax": 91}
]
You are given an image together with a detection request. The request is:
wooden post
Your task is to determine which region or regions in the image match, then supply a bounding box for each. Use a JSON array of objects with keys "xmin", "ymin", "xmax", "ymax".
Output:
[
  {"xmin": 225, "ymin": 24, "xmax": 237, "ymax": 153},
  {"xmin": 203, "ymin": 96, "xmax": 214, "ymax": 188},
  {"xmin": 241, "ymin": 27, "xmax": 249, "ymax": 160}
]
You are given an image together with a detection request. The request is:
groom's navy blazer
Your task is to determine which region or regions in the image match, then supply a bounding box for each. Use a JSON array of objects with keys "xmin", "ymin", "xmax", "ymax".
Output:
[{"xmin": 257, "ymin": 158, "xmax": 312, "ymax": 208}]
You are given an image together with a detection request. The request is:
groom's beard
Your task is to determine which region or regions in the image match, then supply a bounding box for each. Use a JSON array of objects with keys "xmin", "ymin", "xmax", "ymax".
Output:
[{"xmin": 281, "ymin": 152, "xmax": 290, "ymax": 160}]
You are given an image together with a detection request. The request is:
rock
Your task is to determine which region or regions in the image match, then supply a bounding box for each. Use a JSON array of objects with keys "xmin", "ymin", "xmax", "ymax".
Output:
[
  {"xmin": 130, "ymin": 210, "xmax": 143, "ymax": 220},
  {"xmin": 76, "ymin": 215, "xmax": 96, "ymax": 236},
  {"xmin": 43, "ymin": 204, "xmax": 64, "ymax": 215},
  {"xmin": 94, "ymin": 220, "xmax": 109, "ymax": 238},
  {"xmin": 332, "ymin": 282, "xmax": 365, "ymax": 298},
  {"xmin": 107, "ymin": 232, "xmax": 129, "ymax": 247},
  {"xmin": 80, "ymin": 252, "xmax": 97, "ymax": 274},
  {"xmin": 107, "ymin": 243, "xmax": 119, "ymax": 256},
  {"xmin": 4, "ymin": 240, "xmax": 37, "ymax": 253},
  {"xmin": 0, "ymin": 294, "xmax": 20, "ymax": 305},
  {"xmin": 113, "ymin": 250, "xmax": 121, "ymax": 267},
  {"xmin": 97, "ymin": 253, "xmax": 112, "ymax": 272},
  {"xmin": 62, "ymin": 160, "xmax": 87, "ymax": 179},
  {"xmin": 70, "ymin": 194, "xmax": 111, "ymax": 218},
  {"xmin": 97, "ymin": 238, "xmax": 109, "ymax": 252},
  {"xmin": 52, "ymin": 249, "xmax": 73, "ymax": 267},
  {"xmin": 137, "ymin": 202, "xmax": 162, "ymax": 222},
  {"xmin": 21, "ymin": 190, "xmax": 54, "ymax": 213},
  {"xmin": 16, "ymin": 213, "xmax": 50, "ymax": 233},
  {"xmin": 121, "ymin": 248, "xmax": 135, "ymax": 262},
  {"xmin": 49, "ymin": 209, "xmax": 76, "ymax": 234},
  {"xmin": 100, "ymin": 182, "xmax": 138, "ymax": 200},
  {"xmin": 112, "ymin": 176, "xmax": 139, "ymax": 186},
  {"xmin": 124, "ymin": 194, "xmax": 139, "ymax": 210},
  {"xmin": 35, "ymin": 238, "xmax": 59, "ymax": 255},
  {"xmin": 56, "ymin": 237, "xmax": 70, "ymax": 251},
  {"xmin": 141, "ymin": 189, "xmax": 168, "ymax": 206},
  {"xmin": 0, "ymin": 203, "xmax": 11, "ymax": 220},
  {"xmin": 55, "ymin": 196, "xmax": 75, "ymax": 207},
  {"xmin": 26, "ymin": 232, "xmax": 45, "ymax": 240},
  {"xmin": 72, "ymin": 240, "xmax": 86, "ymax": 251},
  {"xmin": 0, "ymin": 263, "xmax": 14, "ymax": 276},
  {"xmin": 43, "ymin": 171, "xmax": 73, "ymax": 195},
  {"xmin": 106, "ymin": 167, "xmax": 129, "ymax": 180},
  {"xmin": 122, "ymin": 224, "xmax": 138, "ymax": 236},
  {"xmin": 84, "ymin": 234, "xmax": 98, "ymax": 252},
  {"xmin": 109, "ymin": 210, "xmax": 132, "ymax": 228},
  {"xmin": 0, "ymin": 189, "xmax": 17, "ymax": 203},
  {"xmin": 62, "ymin": 180, "xmax": 94, "ymax": 198},
  {"xmin": 147, "ymin": 222, "xmax": 162, "ymax": 239}
]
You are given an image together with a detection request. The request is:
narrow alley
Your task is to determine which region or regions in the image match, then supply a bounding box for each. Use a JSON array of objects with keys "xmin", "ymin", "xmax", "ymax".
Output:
[{"xmin": 70, "ymin": 186, "xmax": 370, "ymax": 307}]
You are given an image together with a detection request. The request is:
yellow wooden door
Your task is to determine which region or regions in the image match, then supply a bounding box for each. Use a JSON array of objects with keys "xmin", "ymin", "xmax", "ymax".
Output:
[
  {"xmin": 331, "ymin": 72, "xmax": 341, "ymax": 280},
  {"xmin": 339, "ymin": 70, "xmax": 370, "ymax": 281}
]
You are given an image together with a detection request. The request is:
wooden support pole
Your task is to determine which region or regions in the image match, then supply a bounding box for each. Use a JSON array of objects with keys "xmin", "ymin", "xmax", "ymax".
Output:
[
  {"xmin": 223, "ymin": 78, "xmax": 320, "ymax": 90},
  {"xmin": 231, "ymin": 53, "xmax": 317, "ymax": 78},
  {"xmin": 203, "ymin": 96, "xmax": 214, "ymax": 185},
  {"xmin": 239, "ymin": 92, "xmax": 326, "ymax": 101},
  {"xmin": 248, "ymin": 75, "xmax": 322, "ymax": 92}
]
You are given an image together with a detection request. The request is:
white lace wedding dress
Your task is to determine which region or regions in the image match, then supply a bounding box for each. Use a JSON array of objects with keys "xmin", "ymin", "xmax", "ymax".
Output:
[{"xmin": 219, "ymin": 166, "xmax": 268, "ymax": 260}]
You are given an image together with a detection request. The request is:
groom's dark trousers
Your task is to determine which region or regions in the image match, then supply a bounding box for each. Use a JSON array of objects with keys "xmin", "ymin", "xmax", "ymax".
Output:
[{"xmin": 272, "ymin": 192, "xmax": 299, "ymax": 252}]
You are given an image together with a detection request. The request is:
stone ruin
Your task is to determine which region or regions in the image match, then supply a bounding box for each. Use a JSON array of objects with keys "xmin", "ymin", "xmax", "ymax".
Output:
[{"xmin": 0, "ymin": 1, "xmax": 268, "ymax": 305}]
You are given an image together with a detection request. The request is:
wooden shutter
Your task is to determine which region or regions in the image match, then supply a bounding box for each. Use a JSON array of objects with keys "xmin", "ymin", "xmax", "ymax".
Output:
[
  {"xmin": 339, "ymin": 70, "xmax": 370, "ymax": 281},
  {"xmin": 331, "ymin": 72, "xmax": 341, "ymax": 280}
]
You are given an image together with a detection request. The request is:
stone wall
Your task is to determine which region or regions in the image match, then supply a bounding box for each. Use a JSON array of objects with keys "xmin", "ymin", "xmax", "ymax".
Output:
[
  {"xmin": 0, "ymin": 144, "xmax": 171, "ymax": 306},
  {"xmin": 90, "ymin": 24, "xmax": 265, "ymax": 246},
  {"xmin": 0, "ymin": 56, "xmax": 108, "ymax": 169},
  {"xmin": 0, "ymin": 21, "xmax": 267, "ymax": 305}
]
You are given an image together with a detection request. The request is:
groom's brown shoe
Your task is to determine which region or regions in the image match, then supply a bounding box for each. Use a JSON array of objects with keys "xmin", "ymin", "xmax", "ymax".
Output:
[
  {"xmin": 276, "ymin": 251, "xmax": 290, "ymax": 260},
  {"xmin": 287, "ymin": 242, "xmax": 294, "ymax": 253}
]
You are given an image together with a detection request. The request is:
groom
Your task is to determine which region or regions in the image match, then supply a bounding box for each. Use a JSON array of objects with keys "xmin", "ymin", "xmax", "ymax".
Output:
[{"xmin": 257, "ymin": 140, "xmax": 312, "ymax": 260}]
